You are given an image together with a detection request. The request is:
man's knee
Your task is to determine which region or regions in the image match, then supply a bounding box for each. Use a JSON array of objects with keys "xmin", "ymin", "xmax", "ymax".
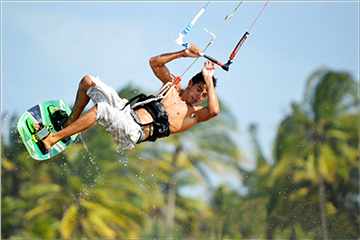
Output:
[{"xmin": 79, "ymin": 75, "xmax": 95, "ymax": 91}]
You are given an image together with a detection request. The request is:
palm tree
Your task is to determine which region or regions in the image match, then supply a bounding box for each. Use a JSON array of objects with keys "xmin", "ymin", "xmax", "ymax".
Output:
[
  {"xmin": 267, "ymin": 69, "xmax": 359, "ymax": 239},
  {"xmin": 19, "ymin": 132, "xmax": 147, "ymax": 238},
  {"xmin": 231, "ymin": 124, "xmax": 272, "ymax": 239},
  {"xmin": 163, "ymin": 100, "xmax": 243, "ymax": 238},
  {"xmin": 1, "ymin": 112, "xmax": 32, "ymax": 239}
]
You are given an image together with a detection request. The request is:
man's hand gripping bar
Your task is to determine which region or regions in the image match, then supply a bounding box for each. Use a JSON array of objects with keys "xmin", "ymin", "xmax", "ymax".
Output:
[{"xmin": 199, "ymin": 31, "xmax": 249, "ymax": 72}]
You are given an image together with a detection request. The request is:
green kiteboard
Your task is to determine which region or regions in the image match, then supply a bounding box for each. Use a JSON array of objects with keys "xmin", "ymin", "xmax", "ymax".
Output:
[{"xmin": 17, "ymin": 100, "xmax": 78, "ymax": 160}]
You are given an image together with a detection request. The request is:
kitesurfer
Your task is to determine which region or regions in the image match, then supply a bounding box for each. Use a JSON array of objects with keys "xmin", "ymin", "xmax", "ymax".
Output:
[{"xmin": 30, "ymin": 44, "xmax": 219, "ymax": 151}]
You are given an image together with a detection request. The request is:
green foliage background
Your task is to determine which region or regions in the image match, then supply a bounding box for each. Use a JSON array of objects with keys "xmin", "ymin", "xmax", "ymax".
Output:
[{"xmin": 1, "ymin": 68, "xmax": 359, "ymax": 239}]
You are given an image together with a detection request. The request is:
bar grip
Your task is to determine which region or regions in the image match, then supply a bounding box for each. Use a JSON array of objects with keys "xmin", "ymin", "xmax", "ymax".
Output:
[{"xmin": 202, "ymin": 53, "xmax": 229, "ymax": 71}]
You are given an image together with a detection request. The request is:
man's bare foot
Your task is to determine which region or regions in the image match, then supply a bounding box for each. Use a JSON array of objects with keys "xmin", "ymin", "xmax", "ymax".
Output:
[{"xmin": 33, "ymin": 122, "xmax": 55, "ymax": 150}]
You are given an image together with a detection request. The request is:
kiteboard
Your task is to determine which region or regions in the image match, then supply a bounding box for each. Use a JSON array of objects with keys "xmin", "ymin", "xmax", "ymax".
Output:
[{"xmin": 17, "ymin": 100, "xmax": 78, "ymax": 160}]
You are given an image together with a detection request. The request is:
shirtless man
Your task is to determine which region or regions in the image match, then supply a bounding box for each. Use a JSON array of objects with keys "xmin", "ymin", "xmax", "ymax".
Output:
[{"xmin": 31, "ymin": 44, "xmax": 219, "ymax": 152}]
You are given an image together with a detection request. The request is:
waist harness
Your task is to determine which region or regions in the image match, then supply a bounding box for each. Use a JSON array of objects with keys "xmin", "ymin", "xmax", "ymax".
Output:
[{"xmin": 125, "ymin": 93, "xmax": 170, "ymax": 142}]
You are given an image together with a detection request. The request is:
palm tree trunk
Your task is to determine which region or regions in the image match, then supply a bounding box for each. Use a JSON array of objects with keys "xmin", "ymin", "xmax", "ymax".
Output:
[
  {"xmin": 290, "ymin": 226, "xmax": 297, "ymax": 240},
  {"xmin": 165, "ymin": 144, "xmax": 182, "ymax": 239},
  {"xmin": 318, "ymin": 174, "xmax": 329, "ymax": 240},
  {"xmin": 266, "ymin": 225, "xmax": 274, "ymax": 240}
]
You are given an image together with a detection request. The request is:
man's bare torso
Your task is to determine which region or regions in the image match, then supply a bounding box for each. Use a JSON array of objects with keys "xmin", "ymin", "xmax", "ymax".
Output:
[{"xmin": 134, "ymin": 85, "xmax": 198, "ymax": 140}]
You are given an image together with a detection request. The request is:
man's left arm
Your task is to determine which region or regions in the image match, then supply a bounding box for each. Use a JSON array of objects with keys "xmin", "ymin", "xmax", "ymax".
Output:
[{"xmin": 195, "ymin": 60, "xmax": 220, "ymax": 122}]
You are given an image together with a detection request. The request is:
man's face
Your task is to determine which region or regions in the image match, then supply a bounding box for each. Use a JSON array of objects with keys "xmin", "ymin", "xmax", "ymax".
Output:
[{"xmin": 185, "ymin": 80, "xmax": 208, "ymax": 105}]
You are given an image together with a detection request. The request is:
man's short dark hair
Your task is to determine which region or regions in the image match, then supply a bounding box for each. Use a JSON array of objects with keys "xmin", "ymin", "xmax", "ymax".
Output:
[{"xmin": 191, "ymin": 72, "xmax": 217, "ymax": 88}]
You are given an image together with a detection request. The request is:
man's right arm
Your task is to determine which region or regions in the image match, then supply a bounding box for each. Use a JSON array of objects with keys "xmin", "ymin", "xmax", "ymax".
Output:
[
  {"xmin": 149, "ymin": 45, "xmax": 201, "ymax": 85},
  {"xmin": 149, "ymin": 50, "xmax": 184, "ymax": 84}
]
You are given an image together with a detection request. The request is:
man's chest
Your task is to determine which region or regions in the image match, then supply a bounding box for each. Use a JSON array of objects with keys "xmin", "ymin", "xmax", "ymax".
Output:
[{"xmin": 163, "ymin": 101, "xmax": 196, "ymax": 133}]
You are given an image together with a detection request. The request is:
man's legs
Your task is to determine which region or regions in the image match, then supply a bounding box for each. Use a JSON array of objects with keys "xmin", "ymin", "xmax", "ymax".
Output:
[{"xmin": 34, "ymin": 75, "xmax": 98, "ymax": 150}]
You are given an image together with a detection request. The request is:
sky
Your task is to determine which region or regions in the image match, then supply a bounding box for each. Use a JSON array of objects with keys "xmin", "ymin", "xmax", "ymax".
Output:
[{"xmin": 1, "ymin": 1, "xmax": 359, "ymax": 167}]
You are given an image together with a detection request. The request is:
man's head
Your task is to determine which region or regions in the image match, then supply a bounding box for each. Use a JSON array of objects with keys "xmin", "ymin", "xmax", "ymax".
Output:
[{"xmin": 183, "ymin": 72, "xmax": 217, "ymax": 105}]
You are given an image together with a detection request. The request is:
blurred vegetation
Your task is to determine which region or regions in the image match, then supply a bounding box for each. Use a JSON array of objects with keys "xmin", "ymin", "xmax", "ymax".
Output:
[{"xmin": 1, "ymin": 69, "xmax": 359, "ymax": 239}]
